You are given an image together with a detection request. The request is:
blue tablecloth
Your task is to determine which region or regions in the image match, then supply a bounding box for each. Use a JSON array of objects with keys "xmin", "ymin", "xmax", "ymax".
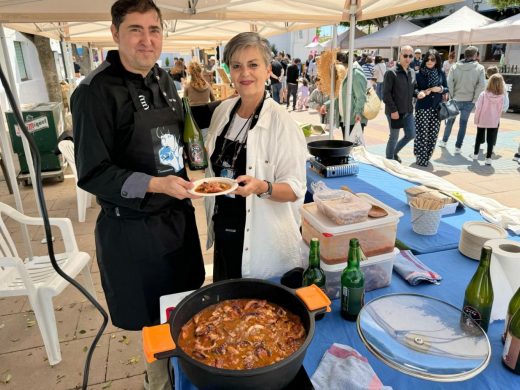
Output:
[
  {"xmin": 174, "ymin": 249, "xmax": 520, "ymax": 389},
  {"xmin": 306, "ymin": 163, "xmax": 516, "ymax": 254}
]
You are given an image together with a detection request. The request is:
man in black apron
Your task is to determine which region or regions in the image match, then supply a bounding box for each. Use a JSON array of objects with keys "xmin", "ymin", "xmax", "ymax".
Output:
[{"xmin": 71, "ymin": 1, "xmax": 205, "ymax": 388}]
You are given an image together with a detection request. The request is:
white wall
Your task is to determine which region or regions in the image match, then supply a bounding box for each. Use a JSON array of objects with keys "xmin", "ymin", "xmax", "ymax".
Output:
[{"xmin": 0, "ymin": 27, "xmax": 49, "ymax": 113}]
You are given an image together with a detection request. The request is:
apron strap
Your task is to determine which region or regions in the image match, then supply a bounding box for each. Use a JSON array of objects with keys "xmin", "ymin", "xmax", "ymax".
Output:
[{"xmin": 124, "ymin": 67, "xmax": 177, "ymax": 112}]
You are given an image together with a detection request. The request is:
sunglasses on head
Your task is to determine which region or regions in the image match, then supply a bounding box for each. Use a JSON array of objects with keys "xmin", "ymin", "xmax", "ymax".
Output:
[{"xmin": 402, "ymin": 54, "xmax": 413, "ymax": 59}]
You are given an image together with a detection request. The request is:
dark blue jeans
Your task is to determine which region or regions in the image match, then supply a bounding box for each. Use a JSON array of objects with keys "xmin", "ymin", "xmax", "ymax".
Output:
[
  {"xmin": 385, "ymin": 113, "xmax": 416, "ymax": 159},
  {"xmin": 441, "ymin": 100, "xmax": 474, "ymax": 148},
  {"xmin": 271, "ymin": 82, "xmax": 282, "ymax": 104}
]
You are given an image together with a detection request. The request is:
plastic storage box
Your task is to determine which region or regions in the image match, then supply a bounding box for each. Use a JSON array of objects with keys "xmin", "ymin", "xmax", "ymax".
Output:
[
  {"xmin": 301, "ymin": 193, "xmax": 402, "ymax": 264},
  {"xmin": 321, "ymin": 248, "xmax": 399, "ymax": 299}
]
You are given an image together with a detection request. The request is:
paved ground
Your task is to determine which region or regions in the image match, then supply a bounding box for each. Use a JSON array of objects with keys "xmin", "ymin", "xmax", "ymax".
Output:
[{"xmin": 0, "ymin": 105, "xmax": 519, "ymax": 389}]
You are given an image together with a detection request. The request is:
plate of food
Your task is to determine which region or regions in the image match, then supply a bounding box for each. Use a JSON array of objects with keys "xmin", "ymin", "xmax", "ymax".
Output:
[{"xmin": 189, "ymin": 177, "xmax": 238, "ymax": 197}]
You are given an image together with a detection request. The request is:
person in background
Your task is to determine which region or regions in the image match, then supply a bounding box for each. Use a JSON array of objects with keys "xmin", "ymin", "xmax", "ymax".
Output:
[
  {"xmin": 358, "ymin": 53, "xmax": 368, "ymax": 66},
  {"xmin": 204, "ymin": 32, "xmax": 307, "ymax": 281},
  {"xmin": 411, "ymin": 48, "xmax": 422, "ymax": 72},
  {"xmin": 169, "ymin": 59, "xmax": 186, "ymax": 90},
  {"xmin": 324, "ymin": 52, "xmax": 367, "ymax": 137},
  {"xmin": 486, "ymin": 66, "xmax": 509, "ymax": 112},
  {"xmin": 203, "ymin": 56, "xmax": 217, "ymax": 84},
  {"xmin": 308, "ymin": 77, "xmax": 329, "ymax": 124},
  {"xmin": 514, "ymin": 144, "xmax": 520, "ymax": 164},
  {"xmin": 361, "ymin": 56, "xmax": 375, "ymax": 87},
  {"xmin": 286, "ymin": 58, "xmax": 301, "ymax": 110},
  {"xmin": 307, "ymin": 55, "xmax": 317, "ymax": 83},
  {"xmin": 443, "ymin": 51, "xmax": 456, "ymax": 76},
  {"xmin": 413, "ymin": 49, "xmax": 448, "ymax": 167},
  {"xmin": 184, "ymin": 61, "xmax": 215, "ymax": 105},
  {"xmin": 373, "ymin": 55, "xmax": 387, "ymax": 100},
  {"xmin": 73, "ymin": 57, "xmax": 81, "ymax": 77},
  {"xmin": 471, "ymin": 74, "xmax": 505, "ymax": 166},
  {"xmin": 296, "ymin": 78, "xmax": 310, "ymax": 111},
  {"xmin": 439, "ymin": 45, "xmax": 486, "ymax": 153},
  {"xmin": 269, "ymin": 56, "xmax": 284, "ymax": 104},
  {"xmin": 383, "ymin": 45, "xmax": 416, "ymax": 163},
  {"xmin": 71, "ymin": 1, "xmax": 205, "ymax": 389}
]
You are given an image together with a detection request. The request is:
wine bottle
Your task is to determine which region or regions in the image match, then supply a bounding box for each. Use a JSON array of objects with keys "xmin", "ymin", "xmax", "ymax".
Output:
[
  {"xmin": 460, "ymin": 246, "xmax": 494, "ymax": 333},
  {"xmin": 303, "ymin": 238, "xmax": 327, "ymax": 320},
  {"xmin": 503, "ymin": 307, "xmax": 520, "ymax": 374},
  {"xmin": 504, "ymin": 287, "xmax": 520, "ymax": 342},
  {"xmin": 182, "ymin": 97, "xmax": 208, "ymax": 170},
  {"xmin": 340, "ymin": 238, "xmax": 365, "ymax": 321}
]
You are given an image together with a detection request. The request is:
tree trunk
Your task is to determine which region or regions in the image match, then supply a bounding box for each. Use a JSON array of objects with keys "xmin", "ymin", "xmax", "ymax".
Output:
[{"xmin": 32, "ymin": 35, "xmax": 62, "ymax": 103}]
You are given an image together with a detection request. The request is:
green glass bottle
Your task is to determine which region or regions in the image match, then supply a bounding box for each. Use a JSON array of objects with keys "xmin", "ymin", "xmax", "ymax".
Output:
[
  {"xmin": 341, "ymin": 238, "xmax": 365, "ymax": 321},
  {"xmin": 504, "ymin": 287, "xmax": 520, "ymax": 342},
  {"xmin": 303, "ymin": 238, "xmax": 326, "ymax": 290},
  {"xmin": 503, "ymin": 306, "xmax": 520, "ymax": 374},
  {"xmin": 182, "ymin": 97, "xmax": 208, "ymax": 170},
  {"xmin": 460, "ymin": 246, "xmax": 494, "ymax": 333}
]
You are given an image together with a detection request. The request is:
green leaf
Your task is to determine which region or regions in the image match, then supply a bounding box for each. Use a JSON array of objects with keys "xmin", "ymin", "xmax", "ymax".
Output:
[{"xmin": 102, "ymin": 381, "xmax": 112, "ymax": 389}]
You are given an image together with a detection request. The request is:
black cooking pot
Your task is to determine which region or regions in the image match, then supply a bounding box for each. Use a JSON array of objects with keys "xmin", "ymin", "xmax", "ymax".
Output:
[
  {"xmin": 143, "ymin": 279, "xmax": 330, "ymax": 390},
  {"xmin": 307, "ymin": 140, "xmax": 354, "ymax": 158}
]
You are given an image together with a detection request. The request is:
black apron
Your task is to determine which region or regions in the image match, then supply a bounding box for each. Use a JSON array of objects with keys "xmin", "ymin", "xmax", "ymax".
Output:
[{"xmin": 95, "ymin": 70, "xmax": 205, "ymax": 330}]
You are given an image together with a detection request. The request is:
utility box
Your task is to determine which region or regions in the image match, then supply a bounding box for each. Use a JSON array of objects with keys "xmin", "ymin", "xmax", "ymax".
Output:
[{"xmin": 5, "ymin": 102, "xmax": 63, "ymax": 175}]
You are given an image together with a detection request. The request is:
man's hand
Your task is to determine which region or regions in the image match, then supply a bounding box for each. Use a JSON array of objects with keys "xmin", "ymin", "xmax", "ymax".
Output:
[
  {"xmin": 233, "ymin": 175, "xmax": 267, "ymax": 197},
  {"xmin": 147, "ymin": 176, "xmax": 199, "ymax": 199},
  {"xmin": 390, "ymin": 111, "xmax": 399, "ymax": 120}
]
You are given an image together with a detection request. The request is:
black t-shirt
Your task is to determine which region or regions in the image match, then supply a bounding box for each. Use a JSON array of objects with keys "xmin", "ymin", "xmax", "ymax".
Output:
[
  {"xmin": 270, "ymin": 60, "xmax": 283, "ymax": 84},
  {"xmin": 286, "ymin": 64, "xmax": 299, "ymax": 84}
]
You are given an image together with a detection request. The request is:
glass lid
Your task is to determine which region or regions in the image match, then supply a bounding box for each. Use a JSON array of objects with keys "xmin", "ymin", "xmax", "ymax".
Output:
[{"xmin": 357, "ymin": 294, "xmax": 491, "ymax": 382}]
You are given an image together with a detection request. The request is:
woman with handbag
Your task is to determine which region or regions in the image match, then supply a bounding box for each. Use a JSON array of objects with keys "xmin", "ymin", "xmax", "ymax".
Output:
[{"xmin": 413, "ymin": 49, "xmax": 448, "ymax": 167}]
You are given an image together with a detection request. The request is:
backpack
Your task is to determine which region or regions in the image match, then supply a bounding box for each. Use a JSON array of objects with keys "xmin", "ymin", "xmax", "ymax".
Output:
[{"xmin": 363, "ymin": 86, "xmax": 381, "ymax": 120}]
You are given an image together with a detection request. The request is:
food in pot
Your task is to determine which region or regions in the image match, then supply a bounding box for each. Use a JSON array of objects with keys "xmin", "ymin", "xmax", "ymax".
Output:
[
  {"xmin": 178, "ymin": 299, "xmax": 306, "ymax": 370},
  {"xmin": 195, "ymin": 180, "xmax": 232, "ymax": 194}
]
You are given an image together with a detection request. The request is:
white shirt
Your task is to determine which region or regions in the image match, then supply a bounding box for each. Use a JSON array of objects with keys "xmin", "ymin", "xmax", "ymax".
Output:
[{"xmin": 204, "ymin": 97, "xmax": 308, "ymax": 279}]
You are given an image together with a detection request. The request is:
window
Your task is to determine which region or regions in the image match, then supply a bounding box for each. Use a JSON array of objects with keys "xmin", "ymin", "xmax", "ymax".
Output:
[{"xmin": 13, "ymin": 41, "xmax": 29, "ymax": 81}]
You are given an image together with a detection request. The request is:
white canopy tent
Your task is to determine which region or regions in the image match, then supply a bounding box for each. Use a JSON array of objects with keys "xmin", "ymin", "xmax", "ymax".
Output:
[
  {"xmin": 400, "ymin": 6, "xmax": 494, "ymax": 47},
  {"xmin": 0, "ymin": 0, "xmax": 466, "ymax": 234},
  {"xmin": 321, "ymin": 27, "xmax": 366, "ymax": 49},
  {"xmin": 354, "ymin": 17, "xmax": 420, "ymax": 49},
  {"xmin": 469, "ymin": 13, "xmax": 520, "ymax": 44}
]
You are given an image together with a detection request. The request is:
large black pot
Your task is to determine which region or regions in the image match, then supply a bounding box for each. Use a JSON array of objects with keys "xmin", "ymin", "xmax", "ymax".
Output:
[
  {"xmin": 143, "ymin": 279, "xmax": 330, "ymax": 389},
  {"xmin": 307, "ymin": 140, "xmax": 354, "ymax": 158}
]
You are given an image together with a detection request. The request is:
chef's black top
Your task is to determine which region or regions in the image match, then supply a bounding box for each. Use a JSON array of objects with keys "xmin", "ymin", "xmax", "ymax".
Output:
[{"xmin": 71, "ymin": 50, "xmax": 184, "ymax": 211}]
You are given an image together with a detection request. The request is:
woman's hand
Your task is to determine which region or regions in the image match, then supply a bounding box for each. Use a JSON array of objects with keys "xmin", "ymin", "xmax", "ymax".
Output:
[
  {"xmin": 430, "ymin": 86, "xmax": 442, "ymax": 93},
  {"xmin": 417, "ymin": 91, "xmax": 426, "ymax": 100},
  {"xmin": 233, "ymin": 175, "xmax": 267, "ymax": 197},
  {"xmin": 319, "ymin": 105, "xmax": 327, "ymax": 115}
]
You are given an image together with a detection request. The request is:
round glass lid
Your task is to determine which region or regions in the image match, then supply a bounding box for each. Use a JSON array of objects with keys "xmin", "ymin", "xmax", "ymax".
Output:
[{"xmin": 357, "ymin": 294, "xmax": 491, "ymax": 382}]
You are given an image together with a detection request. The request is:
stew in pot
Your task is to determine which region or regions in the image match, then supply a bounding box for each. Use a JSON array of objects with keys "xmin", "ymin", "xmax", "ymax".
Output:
[{"xmin": 178, "ymin": 299, "xmax": 306, "ymax": 370}]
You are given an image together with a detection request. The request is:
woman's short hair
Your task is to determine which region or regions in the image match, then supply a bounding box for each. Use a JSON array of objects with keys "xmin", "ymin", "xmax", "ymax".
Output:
[
  {"xmin": 420, "ymin": 49, "xmax": 442, "ymax": 71},
  {"xmin": 487, "ymin": 73, "xmax": 504, "ymax": 95},
  {"xmin": 223, "ymin": 32, "xmax": 272, "ymax": 67}
]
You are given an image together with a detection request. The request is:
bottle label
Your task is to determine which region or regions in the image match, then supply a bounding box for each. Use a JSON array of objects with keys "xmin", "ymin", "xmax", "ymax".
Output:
[
  {"xmin": 503, "ymin": 333, "xmax": 520, "ymax": 370},
  {"xmin": 462, "ymin": 305, "xmax": 482, "ymax": 325},
  {"xmin": 341, "ymin": 286, "xmax": 365, "ymax": 316},
  {"xmin": 187, "ymin": 141, "xmax": 204, "ymax": 165},
  {"xmin": 505, "ymin": 313, "xmax": 512, "ymax": 341}
]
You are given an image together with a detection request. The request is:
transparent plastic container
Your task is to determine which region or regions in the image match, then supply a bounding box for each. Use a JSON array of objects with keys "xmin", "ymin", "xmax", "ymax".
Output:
[
  {"xmin": 301, "ymin": 193, "xmax": 402, "ymax": 264},
  {"xmin": 320, "ymin": 248, "xmax": 399, "ymax": 299}
]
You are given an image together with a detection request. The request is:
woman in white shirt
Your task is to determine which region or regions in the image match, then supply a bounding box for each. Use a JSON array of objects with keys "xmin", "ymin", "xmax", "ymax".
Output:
[
  {"xmin": 442, "ymin": 51, "xmax": 456, "ymax": 76},
  {"xmin": 204, "ymin": 32, "xmax": 307, "ymax": 281}
]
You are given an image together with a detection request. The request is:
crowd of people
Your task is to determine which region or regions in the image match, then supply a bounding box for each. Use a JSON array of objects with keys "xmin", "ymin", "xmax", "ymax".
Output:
[{"xmin": 265, "ymin": 44, "xmax": 511, "ymax": 167}]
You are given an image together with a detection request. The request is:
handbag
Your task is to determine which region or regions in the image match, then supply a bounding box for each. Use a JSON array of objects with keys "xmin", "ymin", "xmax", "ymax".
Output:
[
  {"xmin": 438, "ymin": 99, "xmax": 459, "ymax": 121},
  {"xmin": 363, "ymin": 86, "xmax": 381, "ymax": 120}
]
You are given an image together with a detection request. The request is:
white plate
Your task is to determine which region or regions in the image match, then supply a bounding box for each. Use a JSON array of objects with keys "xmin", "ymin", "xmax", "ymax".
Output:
[{"xmin": 188, "ymin": 177, "xmax": 238, "ymax": 197}]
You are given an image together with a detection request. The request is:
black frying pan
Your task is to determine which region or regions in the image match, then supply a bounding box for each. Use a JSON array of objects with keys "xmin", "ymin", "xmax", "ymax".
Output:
[{"xmin": 307, "ymin": 140, "xmax": 354, "ymax": 158}]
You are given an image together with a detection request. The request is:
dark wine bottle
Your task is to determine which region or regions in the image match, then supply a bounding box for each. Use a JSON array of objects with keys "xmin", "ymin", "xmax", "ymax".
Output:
[
  {"xmin": 504, "ymin": 287, "xmax": 520, "ymax": 342},
  {"xmin": 182, "ymin": 97, "xmax": 208, "ymax": 170},
  {"xmin": 460, "ymin": 245, "xmax": 494, "ymax": 333},
  {"xmin": 503, "ymin": 307, "xmax": 520, "ymax": 374}
]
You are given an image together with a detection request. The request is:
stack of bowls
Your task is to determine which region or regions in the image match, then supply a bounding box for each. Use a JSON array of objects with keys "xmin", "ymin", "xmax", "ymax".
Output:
[{"xmin": 459, "ymin": 221, "xmax": 507, "ymax": 260}]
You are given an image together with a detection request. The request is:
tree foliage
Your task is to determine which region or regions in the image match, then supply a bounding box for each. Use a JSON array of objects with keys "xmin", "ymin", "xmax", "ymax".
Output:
[
  {"xmin": 341, "ymin": 6, "xmax": 445, "ymax": 29},
  {"xmin": 489, "ymin": 0, "xmax": 520, "ymax": 10}
]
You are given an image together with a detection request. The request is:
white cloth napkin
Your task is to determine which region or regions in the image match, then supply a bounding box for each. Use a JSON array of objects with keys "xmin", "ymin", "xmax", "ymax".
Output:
[{"xmin": 311, "ymin": 343, "xmax": 392, "ymax": 390}]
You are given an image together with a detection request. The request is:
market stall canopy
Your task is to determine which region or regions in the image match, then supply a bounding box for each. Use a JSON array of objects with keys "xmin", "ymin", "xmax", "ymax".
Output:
[
  {"xmin": 400, "ymin": 6, "xmax": 494, "ymax": 46},
  {"xmin": 322, "ymin": 27, "xmax": 366, "ymax": 49},
  {"xmin": 469, "ymin": 13, "xmax": 520, "ymax": 44},
  {"xmin": 354, "ymin": 18, "xmax": 420, "ymax": 49}
]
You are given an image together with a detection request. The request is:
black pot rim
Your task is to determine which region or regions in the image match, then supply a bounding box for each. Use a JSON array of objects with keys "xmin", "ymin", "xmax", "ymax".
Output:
[{"xmin": 170, "ymin": 278, "xmax": 316, "ymax": 377}]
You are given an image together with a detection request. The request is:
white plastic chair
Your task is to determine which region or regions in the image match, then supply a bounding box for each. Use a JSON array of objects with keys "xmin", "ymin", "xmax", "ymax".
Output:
[
  {"xmin": 0, "ymin": 202, "xmax": 95, "ymax": 365},
  {"xmin": 58, "ymin": 140, "xmax": 93, "ymax": 222}
]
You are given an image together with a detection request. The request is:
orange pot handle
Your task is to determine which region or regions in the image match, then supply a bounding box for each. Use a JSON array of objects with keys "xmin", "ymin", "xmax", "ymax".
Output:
[
  {"xmin": 296, "ymin": 284, "xmax": 332, "ymax": 313},
  {"xmin": 142, "ymin": 323, "xmax": 176, "ymax": 363}
]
